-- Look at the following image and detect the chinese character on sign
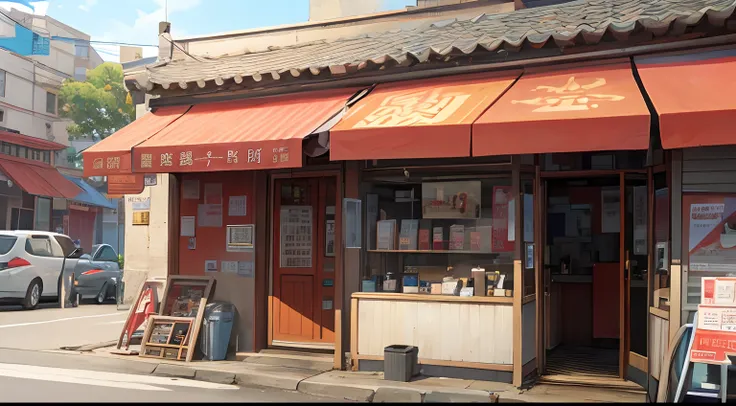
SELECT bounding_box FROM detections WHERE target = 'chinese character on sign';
[354,89,471,128]
[227,150,238,164]
[106,156,120,169]
[180,151,193,166]
[194,151,222,167]
[93,158,103,170]
[279,147,289,163]
[512,77,625,113]
[140,153,153,169]
[247,148,261,164]
[161,153,173,167]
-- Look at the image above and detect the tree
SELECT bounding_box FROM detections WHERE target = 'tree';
[59,62,134,140]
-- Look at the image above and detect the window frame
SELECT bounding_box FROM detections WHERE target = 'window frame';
[45,92,57,115]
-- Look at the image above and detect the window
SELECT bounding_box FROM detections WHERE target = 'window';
[0,236,17,255]
[74,44,89,58]
[361,171,515,295]
[25,235,53,257]
[95,245,118,262]
[45,92,56,114]
[0,69,5,97]
[54,236,76,258]
[42,151,50,164]
[74,67,87,81]
[0,109,4,123]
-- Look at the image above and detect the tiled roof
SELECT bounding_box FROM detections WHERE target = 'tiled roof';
[136,0,736,91]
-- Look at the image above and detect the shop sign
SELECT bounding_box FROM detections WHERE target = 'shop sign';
[134,143,299,172]
[690,278,736,365]
[129,196,151,226]
[683,194,736,272]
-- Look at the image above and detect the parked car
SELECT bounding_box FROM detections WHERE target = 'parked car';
[73,244,121,304]
[0,231,82,310]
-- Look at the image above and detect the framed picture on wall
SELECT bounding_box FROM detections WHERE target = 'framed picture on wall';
[226,224,254,252]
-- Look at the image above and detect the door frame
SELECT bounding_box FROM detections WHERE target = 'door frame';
[537,168,651,382]
[268,169,343,369]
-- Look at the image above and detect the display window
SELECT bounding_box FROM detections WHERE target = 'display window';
[361,172,517,298]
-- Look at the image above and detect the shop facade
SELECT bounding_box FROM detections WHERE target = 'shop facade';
[84,9,736,398]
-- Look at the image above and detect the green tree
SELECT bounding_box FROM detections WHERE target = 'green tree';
[59,62,134,140]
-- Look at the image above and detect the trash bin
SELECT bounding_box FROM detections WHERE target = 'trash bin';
[201,302,236,361]
[384,345,419,382]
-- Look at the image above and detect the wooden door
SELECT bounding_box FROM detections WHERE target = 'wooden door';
[272,177,336,346]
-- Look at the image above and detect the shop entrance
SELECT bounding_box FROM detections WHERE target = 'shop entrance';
[271,177,337,349]
[540,172,650,388]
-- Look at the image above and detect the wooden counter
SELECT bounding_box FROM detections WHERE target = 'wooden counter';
[351,292,514,380]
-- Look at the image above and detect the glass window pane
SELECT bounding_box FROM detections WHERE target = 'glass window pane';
[35,197,51,231]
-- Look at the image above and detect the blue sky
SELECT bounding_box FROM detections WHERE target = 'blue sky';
[1,0,417,61]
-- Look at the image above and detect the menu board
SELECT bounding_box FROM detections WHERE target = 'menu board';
[280,206,313,268]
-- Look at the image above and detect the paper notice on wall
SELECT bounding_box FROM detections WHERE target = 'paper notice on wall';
[237,260,254,277]
[221,261,238,274]
[198,204,222,228]
[205,260,217,272]
[280,206,313,268]
[180,216,196,237]
[204,183,223,205]
[182,179,199,200]
[228,196,247,217]
[702,277,736,306]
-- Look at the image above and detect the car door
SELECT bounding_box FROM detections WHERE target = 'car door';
[54,235,80,300]
[24,235,64,297]
[92,245,120,273]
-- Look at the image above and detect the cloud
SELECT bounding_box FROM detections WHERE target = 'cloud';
[78,0,97,12]
[93,0,199,62]
[0,1,48,15]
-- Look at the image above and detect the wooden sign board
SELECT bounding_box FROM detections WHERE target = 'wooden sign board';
[160,276,214,318]
[117,278,166,350]
[139,315,196,362]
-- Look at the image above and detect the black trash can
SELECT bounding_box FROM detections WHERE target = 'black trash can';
[384,345,419,382]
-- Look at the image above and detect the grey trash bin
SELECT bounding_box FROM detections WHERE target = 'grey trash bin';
[384,345,419,382]
[201,302,236,361]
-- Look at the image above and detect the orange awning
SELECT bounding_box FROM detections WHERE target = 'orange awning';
[82,106,189,177]
[635,49,736,149]
[472,60,650,156]
[0,156,80,198]
[132,89,359,173]
[329,72,520,160]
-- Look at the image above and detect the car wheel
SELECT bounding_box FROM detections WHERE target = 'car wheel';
[96,284,107,304]
[22,279,42,310]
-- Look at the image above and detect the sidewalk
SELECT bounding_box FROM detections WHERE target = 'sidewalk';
[64,344,644,403]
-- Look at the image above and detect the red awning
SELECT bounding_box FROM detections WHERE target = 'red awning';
[472,60,651,156]
[329,72,520,160]
[0,156,80,198]
[131,89,359,173]
[0,130,66,150]
[82,106,189,177]
[635,48,736,149]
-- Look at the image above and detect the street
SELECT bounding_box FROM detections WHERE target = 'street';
[0,304,338,402]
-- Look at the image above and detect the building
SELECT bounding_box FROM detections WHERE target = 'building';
[90,0,736,398]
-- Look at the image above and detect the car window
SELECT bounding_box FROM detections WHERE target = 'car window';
[95,246,118,262]
[667,326,692,401]
[0,235,17,255]
[54,236,77,257]
[25,236,54,257]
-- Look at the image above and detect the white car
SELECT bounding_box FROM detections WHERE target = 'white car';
[0,231,82,310]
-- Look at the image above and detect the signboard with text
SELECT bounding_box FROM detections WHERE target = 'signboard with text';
[691,277,736,365]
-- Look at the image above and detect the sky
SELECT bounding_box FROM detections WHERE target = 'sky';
[0,0,417,61]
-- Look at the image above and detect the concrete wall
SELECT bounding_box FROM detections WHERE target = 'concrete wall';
[309,0,384,21]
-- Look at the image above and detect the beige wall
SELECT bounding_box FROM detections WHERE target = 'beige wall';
[178,1,513,58]
[309,0,384,21]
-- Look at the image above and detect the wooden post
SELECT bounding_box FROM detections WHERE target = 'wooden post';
[512,155,523,387]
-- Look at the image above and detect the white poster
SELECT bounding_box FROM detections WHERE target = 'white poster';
[180,216,196,237]
[237,260,254,277]
[633,186,648,255]
[280,206,313,268]
[182,180,199,200]
[221,261,238,274]
[601,189,620,233]
[228,196,247,217]
[198,204,223,228]
[226,225,254,252]
[325,220,335,257]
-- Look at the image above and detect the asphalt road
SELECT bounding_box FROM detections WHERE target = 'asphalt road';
[0,302,126,350]
[0,348,341,403]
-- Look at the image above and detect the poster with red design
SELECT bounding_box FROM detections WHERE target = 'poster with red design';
[683,194,736,272]
[492,186,514,252]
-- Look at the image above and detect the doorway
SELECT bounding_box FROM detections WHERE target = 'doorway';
[270,176,338,349]
[540,173,650,388]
